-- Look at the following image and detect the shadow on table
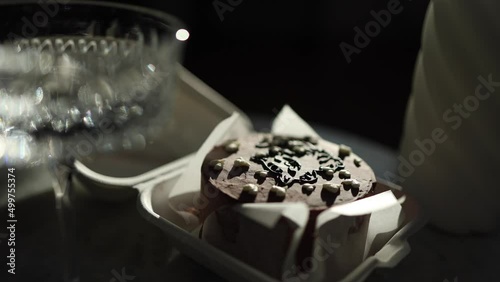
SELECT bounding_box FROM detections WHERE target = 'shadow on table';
[0,183,224,282]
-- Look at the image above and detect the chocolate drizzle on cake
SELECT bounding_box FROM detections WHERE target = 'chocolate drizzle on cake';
[250,136,346,187]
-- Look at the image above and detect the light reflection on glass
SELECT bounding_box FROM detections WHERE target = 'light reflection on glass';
[175,29,190,41]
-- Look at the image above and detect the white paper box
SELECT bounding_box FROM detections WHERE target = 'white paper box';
[136,107,424,281]
[136,166,422,282]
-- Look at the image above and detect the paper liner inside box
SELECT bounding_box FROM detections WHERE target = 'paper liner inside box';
[202,202,310,279]
[304,190,404,282]
[167,105,405,281]
[167,112,253,230]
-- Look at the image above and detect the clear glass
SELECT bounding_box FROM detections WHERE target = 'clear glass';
[0,1,187,281]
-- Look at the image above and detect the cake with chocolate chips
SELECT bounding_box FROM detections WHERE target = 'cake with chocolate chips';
[198,133,377,279]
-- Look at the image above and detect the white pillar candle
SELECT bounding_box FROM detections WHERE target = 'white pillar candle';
[400,1,500,233]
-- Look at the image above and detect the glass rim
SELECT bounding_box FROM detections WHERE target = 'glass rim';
[0,0,188,36]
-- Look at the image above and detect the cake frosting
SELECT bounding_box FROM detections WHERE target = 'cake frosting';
[200,133,376,219]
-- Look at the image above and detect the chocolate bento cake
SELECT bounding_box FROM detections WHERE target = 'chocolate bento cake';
[197,133,377,278]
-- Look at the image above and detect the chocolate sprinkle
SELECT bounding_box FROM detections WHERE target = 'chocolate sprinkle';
[251,136,345,187]
[339,170,351,179]
[323,183,341,194]
[242,184,259,195]
[338,144,352,159]
[224,141,240,153]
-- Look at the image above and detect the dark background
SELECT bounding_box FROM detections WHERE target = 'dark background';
[121,0,431,148]
[1,0,431,148]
